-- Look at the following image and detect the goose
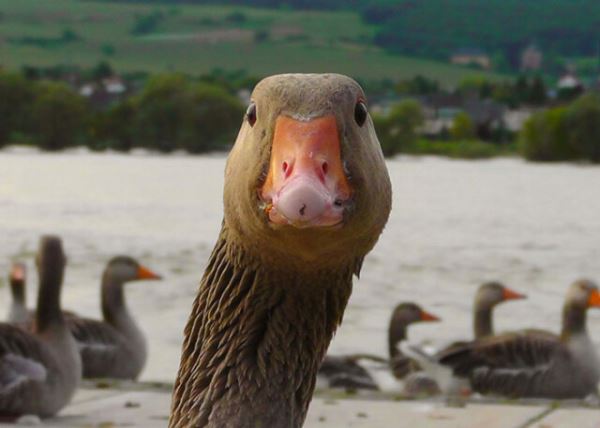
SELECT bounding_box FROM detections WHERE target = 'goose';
[170,73,392,427]
[7,262,30,325]
[388,302,440,379]
[400,282,525,395]
[66,256,161,380]
[0,236,81,417]
[318,354,382,391]
[470,281,526,339]
[316,303,437,391]
[439,279,600,399]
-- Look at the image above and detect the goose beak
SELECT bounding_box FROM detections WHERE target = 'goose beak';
[260,115,352,229]
[10,264,26,281]
[502,287,526,301]
[419,310,440,322]
[588,290,600,308]
[137,265,162,281]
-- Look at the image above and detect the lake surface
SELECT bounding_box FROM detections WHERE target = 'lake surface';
[1,149,599,385]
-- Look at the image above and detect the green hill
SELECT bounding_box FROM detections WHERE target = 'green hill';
[0,0,506,85]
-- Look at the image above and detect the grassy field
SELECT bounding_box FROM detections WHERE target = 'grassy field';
[0,0,508,85]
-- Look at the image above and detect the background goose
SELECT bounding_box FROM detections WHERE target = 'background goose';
[439,279,600,399]
[400,282,525,395]
[318,354,383,391]
[0,236,80,417]
[7,263,30,325]
[471,282,526,339]
[170,73,392,427]
[66,256,161,380]
[388,302,440,379]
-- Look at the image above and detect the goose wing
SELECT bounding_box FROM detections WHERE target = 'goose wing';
[67,316,122,353]
[438,331,566,397]
[0,324,50,397]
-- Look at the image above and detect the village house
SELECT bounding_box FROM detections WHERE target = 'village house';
[450,48,491,70]
[521,44,543,71]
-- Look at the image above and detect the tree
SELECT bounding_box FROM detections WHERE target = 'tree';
[519,107,575,161]
[565,93,600,162]
[91,60,114,81]
[375,99,424,156]
[528,75,547,105]
[0,72,34,146]
[450,112,475,140]
[31,82,88,150]
[132,74,244,152]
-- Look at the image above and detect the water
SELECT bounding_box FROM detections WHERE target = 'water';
[1,149,600,384]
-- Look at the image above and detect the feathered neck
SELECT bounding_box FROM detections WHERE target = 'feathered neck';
[561,301,587,340]
[473,307,493,339]
[10,277,26,306]
[101,269,128,325]
[170,225,355,427]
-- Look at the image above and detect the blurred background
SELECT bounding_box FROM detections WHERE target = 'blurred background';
[1,0,600,386]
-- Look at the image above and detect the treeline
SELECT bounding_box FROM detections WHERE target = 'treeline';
[372,92,600,163]
[0,71,244,152]
[373,100,503,160]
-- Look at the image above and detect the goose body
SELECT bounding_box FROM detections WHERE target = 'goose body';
[170,74,391,427]
[0,236,81,417]
[66,256,161,379]
[439,279,600,399]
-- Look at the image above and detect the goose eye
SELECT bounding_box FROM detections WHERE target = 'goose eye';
[354,101,367,127]
[246,102,257,127]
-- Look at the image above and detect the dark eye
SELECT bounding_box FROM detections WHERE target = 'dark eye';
[354,101,367,127]
[246,102,257,127]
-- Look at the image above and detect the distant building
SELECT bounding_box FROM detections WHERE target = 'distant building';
[450,48,491,70]
[520,44,543,71]
[557,71,583,90]
[78,75,129,109]
[556,70,584,101]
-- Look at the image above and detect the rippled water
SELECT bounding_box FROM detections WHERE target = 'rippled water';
[1,149,599,384]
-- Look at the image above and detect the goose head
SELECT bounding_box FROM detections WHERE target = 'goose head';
[223,73,392,270]
[9,262,27,301]
[565,279,600,311]
[389,302,440,357]
[103,256,162,284]
[475,281,526,310]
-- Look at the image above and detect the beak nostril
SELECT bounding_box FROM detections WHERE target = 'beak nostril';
[282,161,289,175]
[322,162,328,175]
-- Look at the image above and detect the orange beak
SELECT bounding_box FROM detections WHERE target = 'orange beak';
[588,289,600,308]
[10,264,25,281]
[260,115,352,228]
[137,265,162,281]
[502,287,526,301]
[419,310,440,322]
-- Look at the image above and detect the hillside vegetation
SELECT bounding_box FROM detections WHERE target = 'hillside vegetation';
[89,0,600,75]
[0,0,505,84]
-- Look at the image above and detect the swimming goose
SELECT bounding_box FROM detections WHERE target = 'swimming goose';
[170,74,392,427]
[66,256,161,380]
[7,263,30,325]
[439,279,600,399]
[0,236,81,417]
[388,302,440,379]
